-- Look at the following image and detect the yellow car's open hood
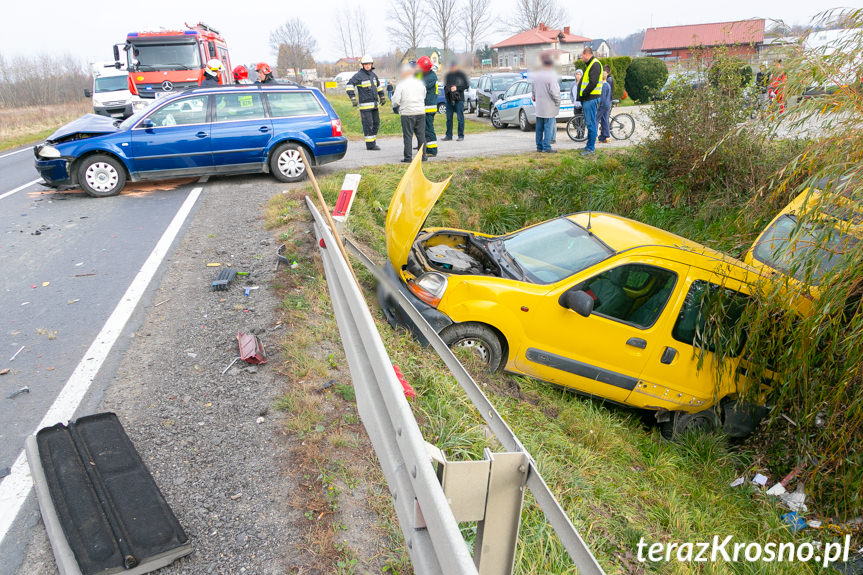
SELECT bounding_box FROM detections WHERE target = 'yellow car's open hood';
[385,152,452,271]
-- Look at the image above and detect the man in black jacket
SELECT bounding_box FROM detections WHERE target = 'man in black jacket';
[345,55,387,150]
[577,47,602,154]
[443,61,469,141]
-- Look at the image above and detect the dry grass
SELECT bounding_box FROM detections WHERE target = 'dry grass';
[0,100,91,150]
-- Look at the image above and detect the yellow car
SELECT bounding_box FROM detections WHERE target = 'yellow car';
[378,156,772,437]
[744,179,860,307]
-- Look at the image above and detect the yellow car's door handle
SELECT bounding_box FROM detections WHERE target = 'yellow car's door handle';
[660,347,678,364]
[626,337,647,349]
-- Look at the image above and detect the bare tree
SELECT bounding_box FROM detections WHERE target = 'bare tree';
[462,0,492,65]
[507,0,567,32]
[269,18,318,77]
[335,12,355,58]
[426,0,460,62]
[388,0,426,59]
[353,7,371,56]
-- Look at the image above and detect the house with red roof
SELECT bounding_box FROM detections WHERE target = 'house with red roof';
[641,19,766,65]
[492,24,592,69]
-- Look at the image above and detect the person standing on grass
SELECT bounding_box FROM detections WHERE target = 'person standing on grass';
[577,46,602,155]
[417,56,439,157]
[597,68,613,144]
[443,60,469,141]
[531,54,560,153]
[391,64,427,163]
[345,55,387,151]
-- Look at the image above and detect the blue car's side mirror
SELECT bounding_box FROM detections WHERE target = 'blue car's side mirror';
[140,118,154,129]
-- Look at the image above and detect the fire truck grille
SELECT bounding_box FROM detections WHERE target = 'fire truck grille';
[137,82,200,98]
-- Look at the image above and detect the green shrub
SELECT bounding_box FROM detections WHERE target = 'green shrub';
[624,57,668,102]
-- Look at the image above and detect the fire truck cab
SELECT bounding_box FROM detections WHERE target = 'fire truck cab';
[115,22,232,101]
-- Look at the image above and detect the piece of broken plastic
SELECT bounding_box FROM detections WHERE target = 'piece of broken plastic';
[782,511,807,532]
[752,473,768,486]
[780,483,808,512]
[730,476,745,487]
[237,332,268,365]
[766,483,787,496]
[393,365,416,399]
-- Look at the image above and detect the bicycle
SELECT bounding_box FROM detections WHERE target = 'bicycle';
[566,99,636,142]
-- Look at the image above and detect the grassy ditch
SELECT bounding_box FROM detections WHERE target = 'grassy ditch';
[324,93,492,141]
[268,150,854,574]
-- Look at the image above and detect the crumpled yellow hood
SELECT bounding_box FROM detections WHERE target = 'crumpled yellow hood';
[385,151,452,270]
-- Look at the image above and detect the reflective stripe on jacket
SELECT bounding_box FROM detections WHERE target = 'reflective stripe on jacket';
[346,68,384,107]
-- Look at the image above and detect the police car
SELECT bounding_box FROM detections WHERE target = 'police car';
[490,75,577,131]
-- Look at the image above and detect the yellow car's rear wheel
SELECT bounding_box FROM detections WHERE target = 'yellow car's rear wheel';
[660,409,719,440]
[441,323,504,372]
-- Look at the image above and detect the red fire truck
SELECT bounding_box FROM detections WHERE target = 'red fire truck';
[114,22,232,99]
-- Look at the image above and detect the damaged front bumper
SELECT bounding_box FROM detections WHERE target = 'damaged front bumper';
[33,145,74,188]
[377,261,453,346]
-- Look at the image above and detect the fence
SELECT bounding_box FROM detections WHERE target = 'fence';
[306,196,606,575]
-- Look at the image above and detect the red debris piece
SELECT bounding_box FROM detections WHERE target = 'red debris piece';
[237,331,268,365]
[393,365,416,399]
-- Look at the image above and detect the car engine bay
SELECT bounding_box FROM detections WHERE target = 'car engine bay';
[406,231,504,278]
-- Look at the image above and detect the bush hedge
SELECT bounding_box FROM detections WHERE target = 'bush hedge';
[624,57,669,103]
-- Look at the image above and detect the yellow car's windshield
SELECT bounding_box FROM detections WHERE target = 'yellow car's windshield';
[502,218,612,284]
[752,214,859,285]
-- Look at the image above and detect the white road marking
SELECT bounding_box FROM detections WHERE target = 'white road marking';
[0,185,204,545]
[0,178,42,201]
[0,148,29,160]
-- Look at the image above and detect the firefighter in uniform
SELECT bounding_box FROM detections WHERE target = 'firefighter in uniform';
[255,63,276,84]
[201,59,223,87]
[417,56,438,157]
[346,55,386,151]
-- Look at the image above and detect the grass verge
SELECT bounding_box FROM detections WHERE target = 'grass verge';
[324,93,493,141]
[0,101,91,151]
[271,149,856,573]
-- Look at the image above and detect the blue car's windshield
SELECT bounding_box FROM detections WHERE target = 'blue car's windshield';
[502,218,613,283]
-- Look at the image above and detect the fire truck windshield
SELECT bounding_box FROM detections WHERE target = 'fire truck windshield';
[128,42,201,71]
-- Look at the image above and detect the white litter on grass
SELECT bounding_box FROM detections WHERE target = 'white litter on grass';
[780,484,808,512]
[767,483,787,496]
[730,477,746,487]
[807,520,823,528]
[752,473,768,486]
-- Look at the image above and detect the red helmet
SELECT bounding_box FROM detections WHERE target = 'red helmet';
[417,56,433,72]
[232,66,248,81]
[256,62,272,75]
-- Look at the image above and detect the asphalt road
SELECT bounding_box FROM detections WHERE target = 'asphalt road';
[0,146,204,571]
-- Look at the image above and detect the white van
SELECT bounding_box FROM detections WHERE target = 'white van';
[86,62,133,118]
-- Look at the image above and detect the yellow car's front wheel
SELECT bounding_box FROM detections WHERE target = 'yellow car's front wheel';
[441,323,505,372]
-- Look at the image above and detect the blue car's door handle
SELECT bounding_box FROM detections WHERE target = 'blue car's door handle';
[258,126,270,133]
[195,131,207,138]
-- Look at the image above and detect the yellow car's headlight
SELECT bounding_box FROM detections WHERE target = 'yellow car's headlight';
[408,272,448,307]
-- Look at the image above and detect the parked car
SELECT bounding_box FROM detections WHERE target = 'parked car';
[490,76,577,131]
[34,85,347,197]
[378,157,771,438]
[475,73,522,118]
[435,82,447,114]
[466,77,479,113]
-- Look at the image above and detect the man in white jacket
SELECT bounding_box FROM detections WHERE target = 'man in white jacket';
[391,64,428,162]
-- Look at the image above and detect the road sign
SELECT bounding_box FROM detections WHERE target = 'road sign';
[481,59,492,66]
[324,81,337,89]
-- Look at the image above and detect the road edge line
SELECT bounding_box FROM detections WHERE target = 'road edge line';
[0,178,42,201]
[0,185,204,545]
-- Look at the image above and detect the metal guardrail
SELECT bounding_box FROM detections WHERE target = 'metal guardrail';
[306,196,606,575]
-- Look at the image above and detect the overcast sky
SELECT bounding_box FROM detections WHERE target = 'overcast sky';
[0,1,855,66]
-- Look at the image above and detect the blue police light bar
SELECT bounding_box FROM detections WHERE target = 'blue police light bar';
[184,30,198,34]
[127,32,139,36]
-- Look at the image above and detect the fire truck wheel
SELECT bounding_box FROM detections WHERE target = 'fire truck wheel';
[77,154,126,197]
[270,142,309,183]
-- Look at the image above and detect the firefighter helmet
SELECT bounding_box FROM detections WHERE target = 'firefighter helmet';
[205,58,223,73]
[360,55,374,65]
[417,56,433,72]
[232,65,249,81]
[256,62,272,75]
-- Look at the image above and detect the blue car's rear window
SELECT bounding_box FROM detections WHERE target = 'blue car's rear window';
[267,92,324,118]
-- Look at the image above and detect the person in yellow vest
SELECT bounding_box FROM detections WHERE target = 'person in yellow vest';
[345,55,386,151]
[577,47,602,154]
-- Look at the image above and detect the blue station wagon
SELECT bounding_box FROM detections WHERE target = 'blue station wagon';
[34,84,348,197]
